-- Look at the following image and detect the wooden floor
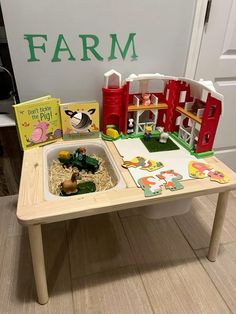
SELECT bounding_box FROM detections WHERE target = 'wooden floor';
[1,192,236,313]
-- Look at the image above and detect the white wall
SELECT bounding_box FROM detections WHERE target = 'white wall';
[1,0,196,103]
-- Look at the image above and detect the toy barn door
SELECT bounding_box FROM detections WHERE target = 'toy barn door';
[195,0,236,169]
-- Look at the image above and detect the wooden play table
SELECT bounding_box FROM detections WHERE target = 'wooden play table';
[17,139,236,304]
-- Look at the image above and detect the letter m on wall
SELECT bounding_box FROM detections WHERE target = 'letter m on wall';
[109,33,138,61]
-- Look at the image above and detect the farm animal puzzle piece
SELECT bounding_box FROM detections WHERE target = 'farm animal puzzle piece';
[207,170,230,184]
[188,161,213,179]
[188,161,229,184]
[157,170,184,191]
[138,176,164,197]
[122,156,163,172]
[138,170,184,197]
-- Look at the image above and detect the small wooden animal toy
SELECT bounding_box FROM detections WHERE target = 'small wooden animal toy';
[61,172,80,195]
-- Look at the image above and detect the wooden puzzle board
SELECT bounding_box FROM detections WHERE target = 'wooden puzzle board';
[114,137,205,186]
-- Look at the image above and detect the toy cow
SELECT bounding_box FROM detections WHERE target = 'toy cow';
[127,118,134,134]
[65,108,96,132]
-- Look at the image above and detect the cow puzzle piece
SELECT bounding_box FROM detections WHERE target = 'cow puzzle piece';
[157,170,184,191]
[122,156,163,172]
[138,170,183,197]
[188,161,229,184]
[138,176,164,197]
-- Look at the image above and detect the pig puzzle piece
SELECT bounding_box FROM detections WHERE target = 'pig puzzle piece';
[188,161,229,184]
[138,170,184,197]
[122,156,163,172]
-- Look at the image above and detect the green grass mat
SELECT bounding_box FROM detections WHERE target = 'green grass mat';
[141,136,180,153]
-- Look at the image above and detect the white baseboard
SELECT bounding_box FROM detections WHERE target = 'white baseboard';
[215,148,236,172]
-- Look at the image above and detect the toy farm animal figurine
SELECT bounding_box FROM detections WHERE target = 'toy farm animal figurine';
[141,93,151,106]
[127,118,134,134]
[156,126,169,143]
[65,108,96,132]
[159,132,169,143]
[61,172,80,195]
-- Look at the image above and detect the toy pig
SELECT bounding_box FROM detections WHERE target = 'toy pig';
[141,93,151,106]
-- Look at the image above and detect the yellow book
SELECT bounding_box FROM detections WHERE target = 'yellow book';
[13,97,62,150]
[60,101,99,140]
[13,95,51,107]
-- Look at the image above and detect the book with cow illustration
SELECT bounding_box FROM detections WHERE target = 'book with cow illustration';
[13,96,62,150]
[60,101,100,140]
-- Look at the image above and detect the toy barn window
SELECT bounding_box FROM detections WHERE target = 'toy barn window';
[203,133,210,144]
[208,105,216,118]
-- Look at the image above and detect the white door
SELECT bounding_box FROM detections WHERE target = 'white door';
[195,0,236,169]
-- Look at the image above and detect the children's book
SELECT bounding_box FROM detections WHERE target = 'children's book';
[60,101,99,140]
[13,96,62,150]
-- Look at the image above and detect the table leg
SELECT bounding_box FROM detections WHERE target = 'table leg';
[28,224,48,304]
[207,191,229,262]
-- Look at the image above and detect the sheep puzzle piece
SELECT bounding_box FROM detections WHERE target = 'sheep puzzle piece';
[188,161,229,184]
[122,156,163,172]
[138,170,184,197]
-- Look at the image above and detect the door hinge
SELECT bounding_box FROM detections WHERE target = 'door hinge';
[204,0,212,26]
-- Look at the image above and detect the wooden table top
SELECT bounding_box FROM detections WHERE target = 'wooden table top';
[17,139,236,226]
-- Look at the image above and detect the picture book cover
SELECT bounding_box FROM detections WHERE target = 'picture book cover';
[60,101,99,140]
[13,97,62,150]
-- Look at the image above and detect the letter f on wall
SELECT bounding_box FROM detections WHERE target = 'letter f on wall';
[24,34,47,62]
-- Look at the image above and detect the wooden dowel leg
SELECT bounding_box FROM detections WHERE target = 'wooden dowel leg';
[207,191,229,262]
[28,224,48,304]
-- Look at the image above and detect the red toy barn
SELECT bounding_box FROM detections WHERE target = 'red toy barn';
[102,70,223,154]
